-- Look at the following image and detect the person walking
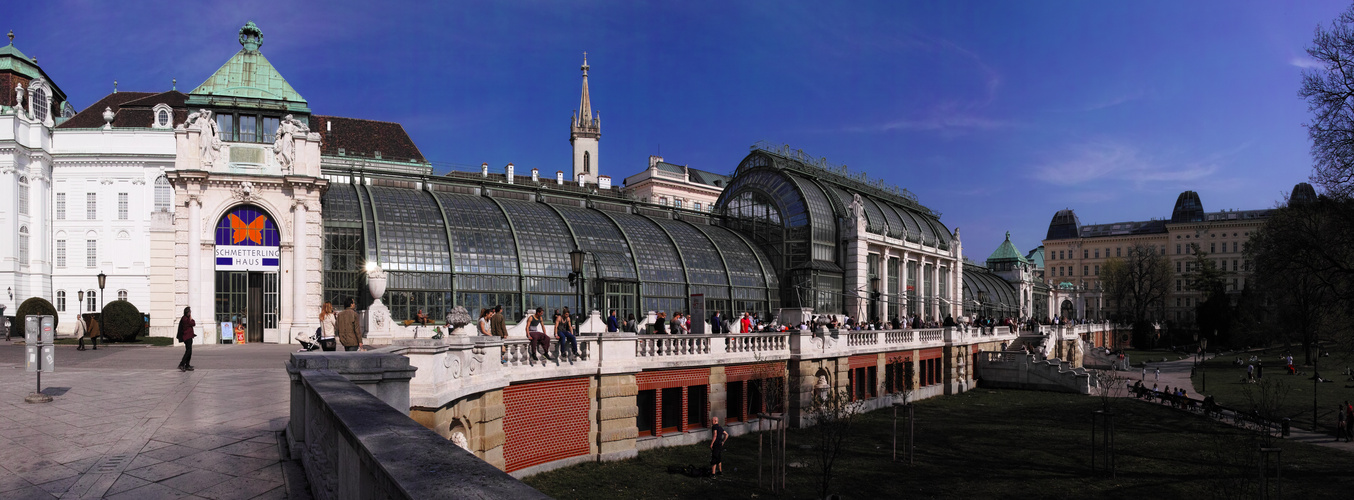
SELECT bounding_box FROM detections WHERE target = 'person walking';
[527,307,551,362]
[1345,401,1353,443]
[1338,404,1347,442]
[74,313,91,351]
[1142,364,1147,381]
[557,307,580,360]
[1154,367,1160,382]
[490,305,508,338]
[710,416,729,476]
[176,307,196,371]
[318,302,337,351]
[336,298,362,351]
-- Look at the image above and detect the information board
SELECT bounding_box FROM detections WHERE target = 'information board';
[689,294,706,335]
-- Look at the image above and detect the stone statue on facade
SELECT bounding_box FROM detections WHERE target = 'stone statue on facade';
[273,114,309,171]
[846,193,865,231]
[191,109,223,167]
[14,84,23,114]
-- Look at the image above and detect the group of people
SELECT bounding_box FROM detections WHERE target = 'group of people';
[1335,401,1353,443]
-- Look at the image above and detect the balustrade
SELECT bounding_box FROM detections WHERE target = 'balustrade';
[636,334,711,357]
[723,332,788,353]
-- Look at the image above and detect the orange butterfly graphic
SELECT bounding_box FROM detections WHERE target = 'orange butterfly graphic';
[228,214,268,245]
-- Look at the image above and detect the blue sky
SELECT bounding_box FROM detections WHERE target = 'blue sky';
[12,0,1347,259]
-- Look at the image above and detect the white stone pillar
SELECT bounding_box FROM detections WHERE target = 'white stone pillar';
[293,201,308,335]
[187,196,202,339]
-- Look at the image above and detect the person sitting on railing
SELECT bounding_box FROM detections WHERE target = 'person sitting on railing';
[415,309,431,326]
[556,307,580,360]
[527,308,552,362]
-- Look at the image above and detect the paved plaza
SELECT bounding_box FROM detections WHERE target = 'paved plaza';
[0,340,302,499]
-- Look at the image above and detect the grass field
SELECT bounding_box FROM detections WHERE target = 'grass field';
[525,389,1354,499]
[1191,347,1354,434]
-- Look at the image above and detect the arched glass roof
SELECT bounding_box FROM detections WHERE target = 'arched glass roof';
[652,217,728,287]
[962,264,1019,314]
[434,192,517,276]
[607,212,684,283]
[555,205,636,281]
[367,186,450,273]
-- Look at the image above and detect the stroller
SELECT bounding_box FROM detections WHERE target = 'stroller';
[294,328,332,353]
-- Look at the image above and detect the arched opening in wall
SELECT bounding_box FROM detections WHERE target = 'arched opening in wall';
[583,151,591,174]
[154,176,173,212]
[448,419,472,452]
[1060,299,1075,321]
[214,205,281,343]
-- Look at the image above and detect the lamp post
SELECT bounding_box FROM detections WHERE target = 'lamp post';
[568,250,586,317]
[97,271,106,343]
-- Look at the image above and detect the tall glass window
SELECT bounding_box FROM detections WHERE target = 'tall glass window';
[55,192,65,219]
[86,290,97,312]
[118,193,129,220]
[18,179,28,215]
[923,263,935,320]
[154,176,172,211]
[56,291,66,312]
[263,117,280,142]
[87,240,97,268]
[56,240,66,268]
[18,227,29,265]
[239,115,258,143]
[906,260,918,316]
[216,113,235,142]
[867,254,880,321]
[887,257,900,320]
[938,265,949,317]
[87,193,97,219]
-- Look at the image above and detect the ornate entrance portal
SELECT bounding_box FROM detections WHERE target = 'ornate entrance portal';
[214,205,280,342]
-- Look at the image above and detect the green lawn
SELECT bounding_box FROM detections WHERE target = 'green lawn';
[525,389,1354,499]
[1192,347,1354,434]
[52,336,174,347]
[1122,348,1191,366]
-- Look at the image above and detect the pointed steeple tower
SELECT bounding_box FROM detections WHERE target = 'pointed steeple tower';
[571,52,600,184]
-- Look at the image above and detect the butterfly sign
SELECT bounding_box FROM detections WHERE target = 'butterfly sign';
[229,213,268,245]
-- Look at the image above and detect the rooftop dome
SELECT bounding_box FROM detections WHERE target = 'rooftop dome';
[1045,209,1081,240]
[1290,182,1317,205]
[1170,191,1205,223]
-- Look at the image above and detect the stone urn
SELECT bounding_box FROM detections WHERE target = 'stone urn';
[102,107,114,130]
[445,306,472,335]
[366,264,390,335]
[367,265,387,300]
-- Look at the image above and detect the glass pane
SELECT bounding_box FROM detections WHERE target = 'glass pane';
[216,113,234,142]
[263,117,280,143]
[239,115,257,143]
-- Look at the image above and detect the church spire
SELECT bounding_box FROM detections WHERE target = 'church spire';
[576,52,595,129]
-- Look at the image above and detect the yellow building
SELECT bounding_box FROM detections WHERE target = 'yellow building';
[1040,187,1306,326]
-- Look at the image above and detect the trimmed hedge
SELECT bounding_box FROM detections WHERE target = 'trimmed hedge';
[101,300,142,342]
[16,297,58,332]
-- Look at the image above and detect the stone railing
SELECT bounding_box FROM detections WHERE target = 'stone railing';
[286,352,546,499]
[637,334,711,357]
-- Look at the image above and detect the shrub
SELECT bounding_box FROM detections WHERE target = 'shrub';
[101,300,142,342]
[16,297,58,333]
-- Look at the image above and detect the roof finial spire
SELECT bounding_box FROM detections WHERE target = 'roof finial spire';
[7,30,13,45]
[172,78,176,91]
[239,21,263,52]
[1005,231,1010,241]
[113,80,118,93]
[577,52,593,128]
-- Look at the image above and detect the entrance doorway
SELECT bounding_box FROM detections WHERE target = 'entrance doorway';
[1060,299,1075,321]
[215,271,277,342]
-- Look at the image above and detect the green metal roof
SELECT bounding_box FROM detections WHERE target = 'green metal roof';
[0,42,41,79]
[987,231,1029,264]
[186,22,310,113]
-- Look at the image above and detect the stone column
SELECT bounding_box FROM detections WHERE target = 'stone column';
[187,196,202,340]
[293,201,308,335]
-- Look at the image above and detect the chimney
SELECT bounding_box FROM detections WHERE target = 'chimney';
[481,163,489,178]
[505,163,514,184]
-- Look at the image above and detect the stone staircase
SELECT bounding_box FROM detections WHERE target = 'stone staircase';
[977,351,1097,395]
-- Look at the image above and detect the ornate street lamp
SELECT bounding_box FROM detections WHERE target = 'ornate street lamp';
[568,249,587,314]
[97,271,107,341]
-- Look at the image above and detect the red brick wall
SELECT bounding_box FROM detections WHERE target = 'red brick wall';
[725,362,781,382]
[502,378,591,473]
[636,368,710,390]
[848,354,877,369]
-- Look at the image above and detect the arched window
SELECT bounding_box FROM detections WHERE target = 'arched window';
[583,151,591,174]
[154,176,173,212]
[18,176,28,215]
[158,110,169,127]
[86,290,97,312]
[118,290,128,301]
[56,291,66,312]
[32,88,49,122]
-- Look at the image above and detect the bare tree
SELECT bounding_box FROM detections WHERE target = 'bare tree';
[1100,243,1171,347]
[808,387,866,499]
[1302,3,1354,198]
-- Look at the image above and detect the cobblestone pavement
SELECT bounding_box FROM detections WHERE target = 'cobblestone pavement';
[0,341,302,499]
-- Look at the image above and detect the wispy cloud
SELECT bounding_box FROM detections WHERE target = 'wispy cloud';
[842,37,1009,136]
[847,114,1018,133]
[1289,56,1324,69]
[1030,140,1235,188]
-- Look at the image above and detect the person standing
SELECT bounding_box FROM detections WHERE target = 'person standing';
[710,311,725,334]
[1154,367,1160,382]
[623,313,636,333]
[652,312,667,336]
[318,302,337,351]
[1338,404,1348,442]
[74,313,90,351]
[176,307,196,371]
[1345,401,1353,443]
[710,416,729,476]
[1142,364,1147,381]
[478,308,492,336]
[739,312,751,333]
[336,298,362,351]
[606,310,619,333]
[490,305,509,338]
